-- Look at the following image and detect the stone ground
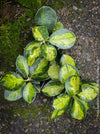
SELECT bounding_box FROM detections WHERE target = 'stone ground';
[0,0,100,134]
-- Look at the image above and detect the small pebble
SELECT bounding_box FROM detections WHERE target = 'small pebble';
[27,18,31,21]
[73,6,78,10]
[43,98,47,103]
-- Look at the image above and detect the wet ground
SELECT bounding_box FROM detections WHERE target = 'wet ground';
[0,0,100,134]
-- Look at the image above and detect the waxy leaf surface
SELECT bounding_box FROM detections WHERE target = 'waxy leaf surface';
[42,44,57,61]
[53,94,70,110]
[1,72,24,91]
[30,58,49,78]
[23,82,36,104]
[35,6,57,33]
[65,75,81,96]
[59,64,79,84]
[16,55,29,78]
[49,29,76,49]
[32,26,49,41]
[4,83,25,101]
[48,65,60,81]
[71,99,86,120]
[42,81,64,97]
[60,54,76,67]
[51,109,65,119]
[78,87,97,102]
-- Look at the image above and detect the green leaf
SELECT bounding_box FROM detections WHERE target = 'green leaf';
[35,6,57,33]
[4,83,25,101]
[42,81,64,97]
[33,73,49,81]
[82,83,100,93]
[32,26,49,41]
[1,72,24,91]
[24,41,41,58]
[78,87,97,102]
[53,94,70,110]
[49,29,76,49]
[65,75,81,96]
[59,64,79,84]
[71,99,86,120]
[48,65,60,81]
[60,54,76,67]
[23,82,36,104]
[30,58,49,78]
[51,109,65,119]
[54,21,63,32]
[42,44,57,61]
[16,55,29,78]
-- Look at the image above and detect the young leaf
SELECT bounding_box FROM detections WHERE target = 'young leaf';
[42,44,57,61]
[49,29,76,49]
[4,83,25,101]
[71,99,86,120]
[48,65,60,81]
[59,64,79,84]
[51,109,65,119]
[78,87,97,102]
[30,58,49,78]
[65,75,81,96]
[42,81,64,97]
[60,54,76,67]
[24,41,41,58]
[32,26,49,41]
[1,72,24,91]
[35,6,57,33]
[23,82,36,104]
[54,21,63,32]
[53,94,71,110]
[16,55,29,78]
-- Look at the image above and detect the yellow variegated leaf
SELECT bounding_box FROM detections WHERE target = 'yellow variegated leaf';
[53,94,70,110]
[23,82,36,104]
[42,44,57,61]
[59,64,79,84]
[51,109,65,119]
[78,87,97,102]
[54,21,63,32]
[48,65,60,81]
[16,55,29,78]
[42,81,64,97]
[60,54,76,67]
[65,75,81,96]
[49,29,76,49]
[71,99,86,120]
[30,58,49,78]
[4,83,25,101]
[32,26,49,41]
[1,72,24,91]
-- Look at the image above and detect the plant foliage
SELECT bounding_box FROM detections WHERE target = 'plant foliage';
[0,6,99,120]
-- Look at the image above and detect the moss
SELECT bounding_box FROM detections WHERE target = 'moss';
[0,15,32,71]
[15,0,47,18]
[54,0,65,8]
[12,102,51,120]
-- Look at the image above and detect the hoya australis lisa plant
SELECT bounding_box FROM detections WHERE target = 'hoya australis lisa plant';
[44,54,99,120]
[0,6,99,120]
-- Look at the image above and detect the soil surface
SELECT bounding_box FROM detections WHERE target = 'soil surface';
[0,0,100,134]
